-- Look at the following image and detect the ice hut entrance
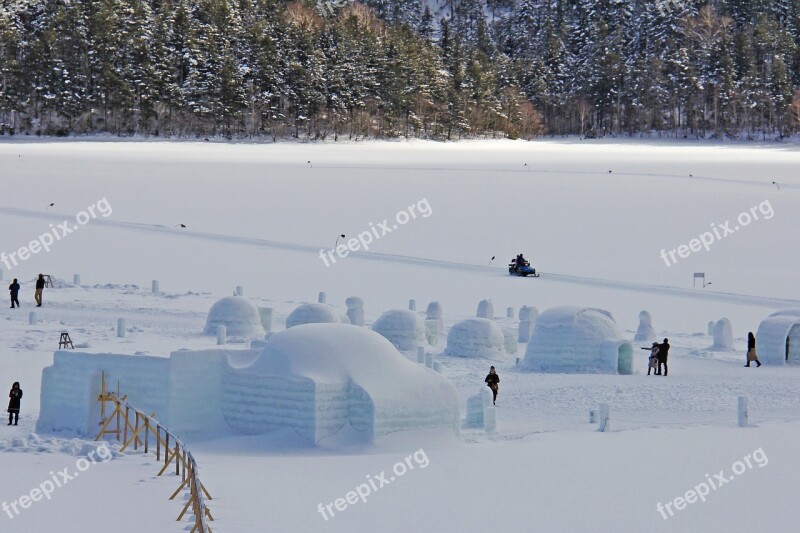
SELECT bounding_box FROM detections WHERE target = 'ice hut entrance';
[617,343,633,375]
[786,324,800,364]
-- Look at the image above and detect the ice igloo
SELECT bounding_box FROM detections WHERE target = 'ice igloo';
[371,309,428,353]
[756,309,800,365]
[444,318,506,358]
[222,324,460,443]
[521,306,633,374]
[710,318,734,350]
[286,303,341,329]
[634,310,656,343]
[203,296,265,337]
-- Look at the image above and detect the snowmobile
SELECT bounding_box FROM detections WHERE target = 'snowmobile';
[508,257,539,277]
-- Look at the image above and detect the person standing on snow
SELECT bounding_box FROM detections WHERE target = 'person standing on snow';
[745,332,762,367]
[7,382,22,426]
[658,338,670,376]
[641,342,659,375]
[34,273,45,307]
[8,278,20,309]
[485,366,500,405]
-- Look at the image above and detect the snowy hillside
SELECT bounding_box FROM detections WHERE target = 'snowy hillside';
[0,139,798,532]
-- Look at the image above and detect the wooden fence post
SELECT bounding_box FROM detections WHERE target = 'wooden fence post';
[123,406,129,443]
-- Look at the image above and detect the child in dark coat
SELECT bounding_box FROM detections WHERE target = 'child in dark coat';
[485,366,500,405]
[8,279,20,308]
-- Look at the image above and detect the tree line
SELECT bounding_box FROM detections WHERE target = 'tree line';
[0,0,799,140]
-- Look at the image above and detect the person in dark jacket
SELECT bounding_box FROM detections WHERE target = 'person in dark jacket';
[34,273,45,307]
[745,332,762,367]
[8,279,20,309]
[7,382,22,425]
[485,366,500,405]
[658,338,670,376]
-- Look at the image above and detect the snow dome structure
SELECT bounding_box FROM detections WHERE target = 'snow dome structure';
[285,303,341,329]
[371,309,428,352]
[444,318,506,358]
[756,309,800,365]
[222,324,460,443]
[203,296,265,338]
[521,306,633,374]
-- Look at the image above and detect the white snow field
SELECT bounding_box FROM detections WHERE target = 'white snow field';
[0,138,799,533]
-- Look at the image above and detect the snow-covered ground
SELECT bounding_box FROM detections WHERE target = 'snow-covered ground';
[0,139,798,532]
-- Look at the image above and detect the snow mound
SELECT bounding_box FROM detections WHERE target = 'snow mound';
[203,296,265,337]
[444,318,506,358]
[710,318,734,351]
[222,324,460,444]
[521,306,633,374]
[371,309,428,352]
[756,309,800,365]
[0,433,121,459]
[285,303,341,329]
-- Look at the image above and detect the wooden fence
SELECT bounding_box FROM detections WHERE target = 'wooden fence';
[94,372,214,532]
